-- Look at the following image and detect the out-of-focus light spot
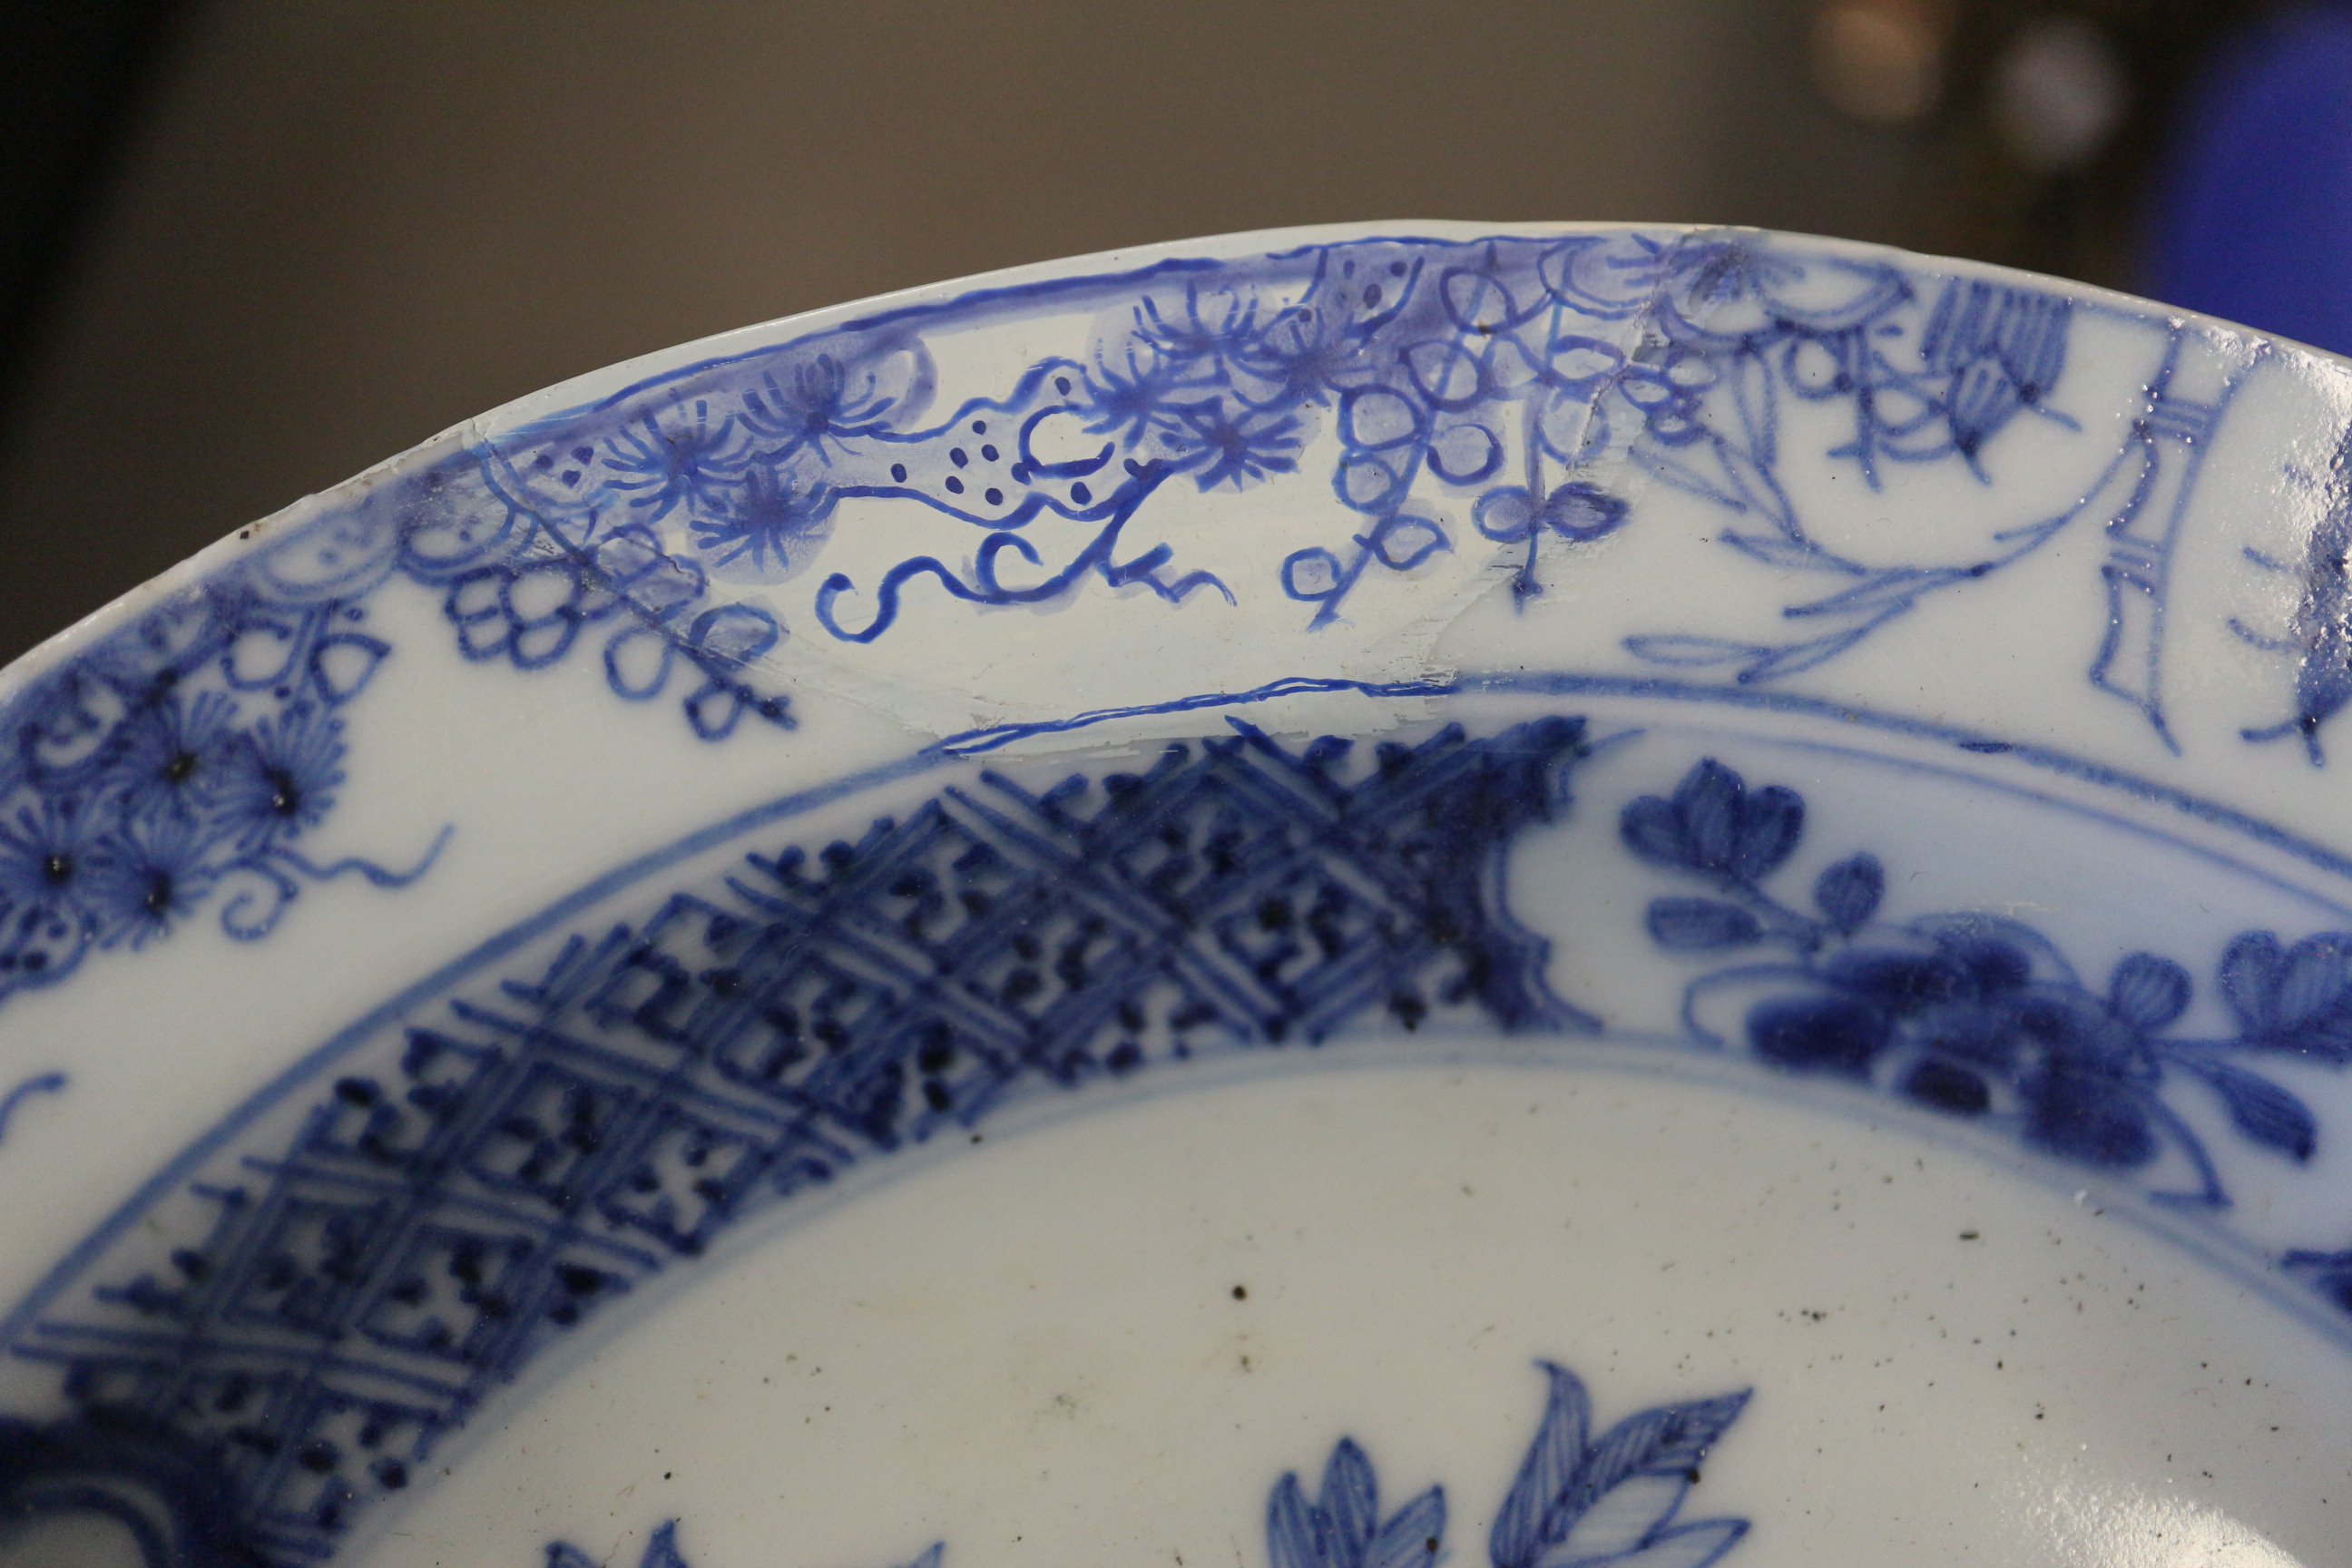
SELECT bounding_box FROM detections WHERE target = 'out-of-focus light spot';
[1811,0,1950,125]
[1993,13,2129,172]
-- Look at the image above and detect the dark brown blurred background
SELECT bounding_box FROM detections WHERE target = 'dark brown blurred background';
[0,0,2306,664]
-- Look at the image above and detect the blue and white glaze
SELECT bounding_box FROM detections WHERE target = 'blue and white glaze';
[550,1362,1752,1568]
[0,223,2313,1011]
[0,699,2349,1563]
[5,223,2352,1565]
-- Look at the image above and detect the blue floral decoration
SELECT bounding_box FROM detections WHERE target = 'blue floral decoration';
[0,659,446,1004]
[0,230,2148,1008]
[1623,758,2340,1208]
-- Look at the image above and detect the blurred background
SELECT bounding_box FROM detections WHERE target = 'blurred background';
[4,0,2348,664]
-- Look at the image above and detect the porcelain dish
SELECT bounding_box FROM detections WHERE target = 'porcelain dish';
[2,222,2350,1566]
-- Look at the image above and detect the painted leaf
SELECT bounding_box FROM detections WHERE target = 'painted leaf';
[2193,1061,2317,1161]
[1364,1487,1446,1568]
[1273,1437,1443,1568]
[1718,532,1855,573]
[1537,1472,1686,1564]
[1730,625,1875,682]
[1605,1520,1749,1568]
[1325,1438,1379,1568]
[1629,446,1749,512]
[1785,564,1957,618]
[1494,1366,1750,1568]
[1621,634,1769,671]
[643,1521,696,1568]
[1565,1390,1753,1528]
[1490,1363,1592,1568]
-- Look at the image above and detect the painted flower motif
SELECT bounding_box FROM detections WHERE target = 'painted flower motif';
[1609,350,1718,449]
[1269,1438,1445,1568]
[106,689,241,821]
[739,348,912,453]
[547,1524,943,1568]
[602,402,754,524]
[1163,398,1308,492]
[218,703,346,847]
[0,234,2108,1024]
[1743,923,2175,1167]
[0,798,101,919]
[1130,286,1263,369]
[1629,759,2327,1197]
[544,1363,1744,1568]
[1620,759,1803,887]
[1230,302,1382,409]
[688,462,837,572]
[0,799,104,991]
[2215,930,2352,1060]
[1918,279,2073,461]
[84,814,217,949]
[1082,343,1198,449]
[1472,481,1630,546]
[444,559,602,671]
[1653,239,1906,349]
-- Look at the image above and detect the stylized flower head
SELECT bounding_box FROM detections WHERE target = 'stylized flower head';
[1082,344,1195,449]
[0,796,105,989]
[1130,286,1261,368]
[1919,278,2073,461]
[1654,239,1904,348]
[2216,930,2352,1061]
[0,797,102,917]
[219,703,346,846]
[1231,304,1377,409]
[602,403,752,524]
[1742,923,2176,1169]
[1164,399,1307,493]
[108,689,241,820]
[741,351,892,447]
[1620,760,1803,886]
[85,813,217,949]
[688,463,837,573]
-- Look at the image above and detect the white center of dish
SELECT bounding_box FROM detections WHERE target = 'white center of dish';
[347,1059,2342,1568]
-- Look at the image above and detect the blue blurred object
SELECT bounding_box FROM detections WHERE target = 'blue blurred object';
[2145,4,2352,358]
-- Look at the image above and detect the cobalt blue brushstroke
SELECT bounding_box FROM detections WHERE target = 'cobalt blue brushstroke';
[13,228,2272,1012]
[556,1361,1752,1568]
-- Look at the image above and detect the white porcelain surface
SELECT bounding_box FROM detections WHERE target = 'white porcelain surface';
[4,223,2351,1566]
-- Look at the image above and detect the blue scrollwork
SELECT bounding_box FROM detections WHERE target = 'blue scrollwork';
[1623,758,2341,1209]
[0,230,2173,1007]
[463,230,2108,664]
[545,1361,1753,1568]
